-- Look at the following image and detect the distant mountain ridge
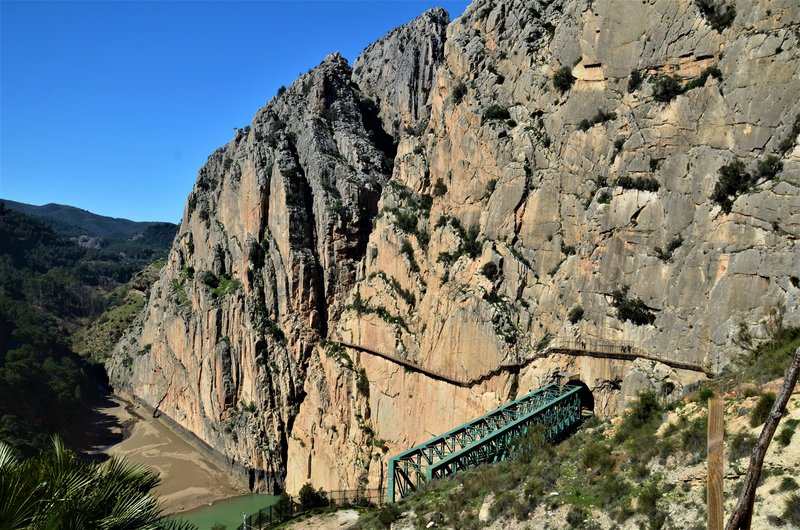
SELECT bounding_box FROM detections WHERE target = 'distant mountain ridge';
[1,199,177,241]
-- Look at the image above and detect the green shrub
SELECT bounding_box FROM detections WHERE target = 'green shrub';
[394,211,418,234]
[298,482,329,509]
[710,160,751,213]
[684,66,722,91]
[776,419,799,447]
[356,367,370,398]
[568,305,584,324]
[611,286,656,325]
[490,490,516,517]
[483,289,503,304]
[212,275,240,299]
[400,239,419,273]
[416,228,430,252]
[554,66,576,92]
[778,114,800,154]
[750,392,776,427]
[728,430,757,459]
[481,262,499,281]
[581,439,615,474]
[711,155,783,213]
[578,110,617,131]
[433,178,447,197]
[755,155,783,181]
[437,220,482,264]
[637,479,662,520]
[652,75,683,102]
[462,225,482,258]
[483,104,511,122]
[627,70,643,93]
[616,176,660,192]
[614,391,662,443]
[375,503,401,527]
[783,493,800,527]
[597,190,612,204]
[680,416,707,455]
[595,473,632,509]
[513,423,552,464]
[566,506,590,528]
[654,235,684,262]
[388,276,416,306]
[779,476,799,493]
[738,326,800,385]
[694,0,736,31]
[349,292,367,315]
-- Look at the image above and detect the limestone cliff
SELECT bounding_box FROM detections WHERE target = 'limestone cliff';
[109,0,800,495]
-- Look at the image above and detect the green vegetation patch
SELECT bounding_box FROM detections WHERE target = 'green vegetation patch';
[616,175,660,192]
[568,305,584,324]
[776,419,799,447]
[553,66,575,92]
[212,274,241,299]
[578,110,617,132]
[651,66,723,102]
[730,326,800,386]
[437,217,482,267]
[694,0,736,31]
[654,236,684,262]
[778,114,800,154]
[1,437,196,530]
[611,286,656,325]
[72,287,146,362]
[749,392,776,427]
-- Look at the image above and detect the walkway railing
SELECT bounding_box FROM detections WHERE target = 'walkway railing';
[387,383,583,502]
[547,337,710,374]
[235,488,385,530]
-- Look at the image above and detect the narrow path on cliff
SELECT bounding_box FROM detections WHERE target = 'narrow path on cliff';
[336,337,711,388]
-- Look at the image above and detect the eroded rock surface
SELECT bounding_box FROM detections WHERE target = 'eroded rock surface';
[110,0,800,494]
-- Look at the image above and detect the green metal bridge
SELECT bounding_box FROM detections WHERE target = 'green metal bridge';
[386,383,586,502]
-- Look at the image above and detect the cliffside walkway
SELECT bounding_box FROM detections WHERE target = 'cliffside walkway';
[386,383,584,502]
[545,338,711,375]
[338,337,710,388]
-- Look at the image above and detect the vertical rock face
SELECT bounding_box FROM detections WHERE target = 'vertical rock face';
[111,0,800,494]
[108,13,445,492]
[353,7,449,136]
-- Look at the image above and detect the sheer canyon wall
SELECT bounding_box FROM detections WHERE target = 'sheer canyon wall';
[108,0,800,494]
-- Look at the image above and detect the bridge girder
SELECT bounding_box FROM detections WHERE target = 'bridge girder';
[387,383,585,502]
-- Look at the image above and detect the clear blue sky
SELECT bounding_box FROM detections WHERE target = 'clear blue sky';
[1,1,468,223]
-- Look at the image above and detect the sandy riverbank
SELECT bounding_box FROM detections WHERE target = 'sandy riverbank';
[98,396,247,514]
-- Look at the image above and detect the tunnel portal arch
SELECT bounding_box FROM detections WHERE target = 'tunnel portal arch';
[567,378,595,414]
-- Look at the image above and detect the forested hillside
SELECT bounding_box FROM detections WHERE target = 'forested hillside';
[0,202,169,454]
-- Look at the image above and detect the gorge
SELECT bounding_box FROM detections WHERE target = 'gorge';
[106,0,800,500]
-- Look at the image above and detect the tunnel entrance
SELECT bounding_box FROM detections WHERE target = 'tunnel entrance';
[571,379,595,414]
[558,372,594,415]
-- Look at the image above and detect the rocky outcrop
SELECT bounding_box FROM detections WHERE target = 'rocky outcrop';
[353,8,449,136]
[110,0,800,496]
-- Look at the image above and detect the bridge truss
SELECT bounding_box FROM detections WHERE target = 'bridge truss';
[387,383,584,502]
